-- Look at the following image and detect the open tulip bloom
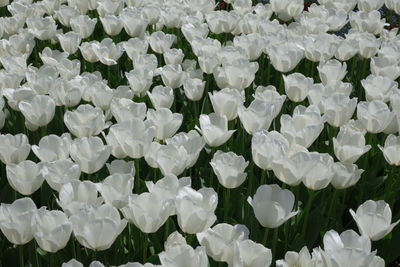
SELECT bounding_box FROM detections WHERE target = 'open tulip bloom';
[1,0,400,266]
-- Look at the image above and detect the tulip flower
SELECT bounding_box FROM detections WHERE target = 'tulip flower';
[209,88,244,121]
[270,0,303,21]
[253,86,286,118]
[317,59,347,85]
[64,104,105,138]
[6,160,44,196]
[333,128,371,163]
[159,232,208,267]
[57,180,103,216]
[57,31,82,54]
[183,78,205,101]
[331,162,364,189]
[197,113,235,147]
[276,246,317,267]
[106,160,135,176]
[147,86,174,110]
[370,56,400,80]
[70,15,97,39]
[100,14,123,36]
[0,133,31,164]
[148,31,176,54]
[26,16,58,40]
[378,134,400,166]
[125,67,153,97]
[237,100,275,135]
[92,38,124,66]
[357,100,394,134]
[210,151,249,188]
[320,229,380,267]
[122,38,149,61]
[349,10,387,35]
[196,223,249,263]
[32,134,71,162]
[175,187,218,234]
[99,173,134,208]
[358,0,385,11]
[0,197,37,245]
[283,73,313,103]
[110,98,147,123]
[350,200,400,241]
[121,192,174,233]
[323,93,358,127]
[248,184,299,228]
[280,105,326,148]
[70,204,127,251]
[41,159,81,192]
[18,95,55,130]
[31,208,72,252]
[120,8,148,37]
[362,75,398,103]
[231,239,272,267]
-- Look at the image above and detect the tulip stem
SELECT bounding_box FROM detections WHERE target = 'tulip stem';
[272,228,279,262]
[19,245,24,267]
[301,189,316,239]
[262,228,269,246]
[223,188,231,221]
[142,233,148,261]
[324,189,339,231]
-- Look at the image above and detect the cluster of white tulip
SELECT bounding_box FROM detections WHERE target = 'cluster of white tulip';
[0,0,400,265]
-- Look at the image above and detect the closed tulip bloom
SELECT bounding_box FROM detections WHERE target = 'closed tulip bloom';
[253,86,286,118]
[370,56,400,80]
[358,0,385,11]
[231,239,272,267]
[70,204,127,251]
[54,5,79,27]
[350,200,400,241]
[267,42,304,73]
[79,41,99,63]
[122,38,148,61]
[62,259,84,267]
[213,60,258,90]
[25,65,58,95]
[0,197,37,245]
[31,208,72,252]
[18,95,55,130]
[32,134,71,162]
[110,98,147,123]
[233,33,264,61]
[57,180,103,216]
[357,100,394,133]
[303,33,341,62]
[106,118,155,159]
[333,128,371,163]
[283,73,313,103]
[148,31,176,54]
[181,22,209,43]
[160,64,186,89]
[238,100,275,135]
[146,175,191,213]
[205,11,239,34]
[70,15,97,39]
[154,143,190,176]
[378,134,400,166]
[209,88,244,121]
[276,246,319,267]
[280,105,326,148]
[198,55,219,75]
[147,86,174,110]
[197,113,235,147]
[41,159,81,192]
[320,230,378,267]
[100,14,123,36]
[210,151,249,189]
[6,160,44,196]
[335,38,359,61]
[183,78,205,101]
[50,78,83,108]
[165,130,205,168]
[119,8,148,37]
[99,173,134,208]
[331,162,364,189]
[298,152,335,190]
[163,48,184,65]
[57,31,82,54]
[175,187,218,234]
[56,58,81,80]
[0,134,31,164]
[26,16,58,40]
[92,38,124,66]
[361,75,398,102]
[125,67,153,97]
[106,160,135,176]
[270,0,303,21]
[317,59,347,85]
[197,223,249,263]
[64,104,105,138]
[147,108,183,140]
[252,130,290,171]
[248,184,299,228]
[356,32,380,59]
[349,10,386,35]
[159,231,209,267]
[70,136,111,174]
[121,192,174,233]
[323,93,358,127]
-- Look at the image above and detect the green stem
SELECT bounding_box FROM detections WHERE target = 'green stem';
[262,228,269,246]
[301,190,316,238]
[19,245,24,267]
[272,228,279,262]
[143,233,148,261]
